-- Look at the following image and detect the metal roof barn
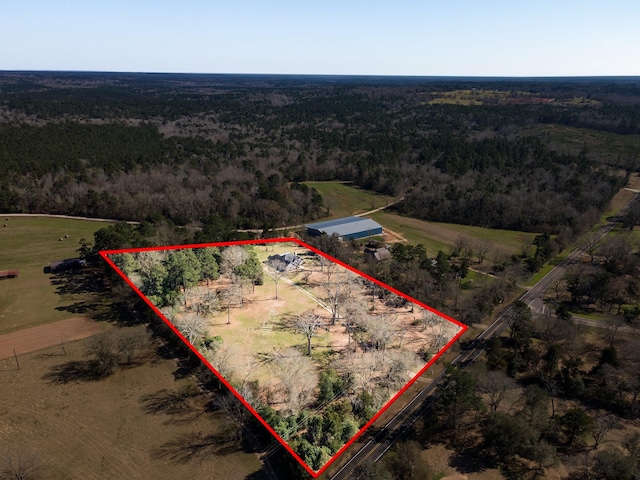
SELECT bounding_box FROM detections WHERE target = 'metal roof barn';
[305,216,383,240]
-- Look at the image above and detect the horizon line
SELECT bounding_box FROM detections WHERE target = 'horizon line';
[1,69,640,80]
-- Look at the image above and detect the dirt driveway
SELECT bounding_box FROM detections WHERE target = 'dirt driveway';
[0,317,105,360]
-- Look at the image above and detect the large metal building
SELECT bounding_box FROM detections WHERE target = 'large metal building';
[305,216,383,240]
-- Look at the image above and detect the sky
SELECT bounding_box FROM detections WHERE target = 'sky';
[1,0,639,76]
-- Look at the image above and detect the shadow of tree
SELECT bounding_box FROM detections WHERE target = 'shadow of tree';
[152,432,240,463]
[448,446,491,475]
[140,387,201,416]
[42,360,112,384]
[50,267,144,326]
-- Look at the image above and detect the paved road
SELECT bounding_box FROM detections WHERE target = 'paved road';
[328,190,640,480]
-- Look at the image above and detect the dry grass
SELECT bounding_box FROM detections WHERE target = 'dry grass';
[0,328,262,479]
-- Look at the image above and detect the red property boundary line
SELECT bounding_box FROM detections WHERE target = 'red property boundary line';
[100,237,467,478]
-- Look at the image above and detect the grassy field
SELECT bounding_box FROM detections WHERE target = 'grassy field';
[0,217,264,479]
[0,216,113,334]
[303,181,400,219]
[0,331,262,479]
[528,124,640,163]
[369,211,537,257]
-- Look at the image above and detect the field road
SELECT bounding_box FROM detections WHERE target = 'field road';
[2,197,407,236]
[0,317,105,360]
[0,213,139,224]
[328,190,640,480]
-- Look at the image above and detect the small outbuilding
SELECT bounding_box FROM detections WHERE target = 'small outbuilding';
[305,216,383,240]
[364,245,391,262]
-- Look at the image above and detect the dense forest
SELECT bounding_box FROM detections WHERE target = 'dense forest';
[1,73,639,235]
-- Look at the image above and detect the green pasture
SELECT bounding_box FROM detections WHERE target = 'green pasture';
[0,216,112,334]
[303,181,400,218]
[369,211,536,257]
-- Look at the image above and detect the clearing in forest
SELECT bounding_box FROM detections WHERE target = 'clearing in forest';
[102,238,465,477]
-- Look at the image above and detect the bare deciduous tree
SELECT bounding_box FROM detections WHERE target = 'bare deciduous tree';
[268,259,288,299]
[0,445,44,480]
[320,270,353,325]
[195,290,219,318]
[590,414,617,450]
[213,392,252,442]
[383,350,421,389]
[296,310,321,355]
[203,343,234,383]
[476,368,515,412]
[339,351,380,395]
[364,314,395,353]
[343,298,367,347]
[474,238,492,264]
[116,327,153,365]
[220,246,249,280]
[582,234,600,262]
[453,235,473,258]
[176,313,209,345]
[220,284,243,325]
[271,348,317,413]
[429,321,451,352]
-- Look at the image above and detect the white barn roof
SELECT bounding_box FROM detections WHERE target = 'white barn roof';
[305,216,383,238]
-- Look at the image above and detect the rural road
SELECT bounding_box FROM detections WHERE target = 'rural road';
[1,213,139,224]
[327,189,640,480]
[3,196,405,236]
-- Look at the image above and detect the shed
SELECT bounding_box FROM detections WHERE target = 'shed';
[364,245,391,262]
[305,216,383,240]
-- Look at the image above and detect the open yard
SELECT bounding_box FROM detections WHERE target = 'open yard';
[0,216,112,334]
[166,242,462,412]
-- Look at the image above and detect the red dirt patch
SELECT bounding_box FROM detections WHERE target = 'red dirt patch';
[0,317,105,360]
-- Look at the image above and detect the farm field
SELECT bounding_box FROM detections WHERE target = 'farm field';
[368,211,537,256]
[0,329,262,479]
[0,216,113,334]
[303,181,401,219]
[105,239,465,475]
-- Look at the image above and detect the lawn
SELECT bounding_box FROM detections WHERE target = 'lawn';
[303,181,400,219]
[0,216,112,334]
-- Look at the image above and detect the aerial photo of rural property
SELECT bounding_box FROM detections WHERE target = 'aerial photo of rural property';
[2,1,640,479]
[104,239,464,475]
